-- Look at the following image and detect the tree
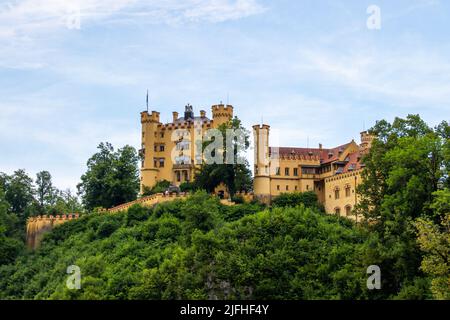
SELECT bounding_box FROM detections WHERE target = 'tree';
[272,191,322,210]
[77,143,140,210]
[35,171,58,211]
[0,187,23,265]
[142,180,171,196]
[3,170,35,222]
[194,117,253,197]
[51,189,84,214]
[415,189,450,300]
[355,115,449,297]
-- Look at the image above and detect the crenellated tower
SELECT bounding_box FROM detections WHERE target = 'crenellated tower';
[140,110,161,193]
[212,104,233,126]
[252,124,271,204]
[359,131,375,154]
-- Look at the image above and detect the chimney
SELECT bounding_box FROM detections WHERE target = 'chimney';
[172,111,178,122]
[200,110,206,118]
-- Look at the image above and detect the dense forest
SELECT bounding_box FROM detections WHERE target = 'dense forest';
[0,115,448,299]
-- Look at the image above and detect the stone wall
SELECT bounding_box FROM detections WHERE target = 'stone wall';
[26,191,255,249]
[26,214,80,250]
[25,193,191,249]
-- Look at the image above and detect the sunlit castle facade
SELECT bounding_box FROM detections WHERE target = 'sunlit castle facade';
[253,124,375,218]
[139,103,233,193]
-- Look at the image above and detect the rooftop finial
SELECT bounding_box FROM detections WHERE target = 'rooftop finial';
[146,89,149,112]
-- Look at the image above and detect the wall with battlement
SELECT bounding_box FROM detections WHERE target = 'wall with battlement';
[26,214,80,250]
[26,191,254,249]
[25,193,191,249]
[106,192,190,213]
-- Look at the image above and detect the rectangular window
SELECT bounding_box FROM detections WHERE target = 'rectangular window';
[276,167,280,175]
[295,186,298,191]
[160,132,164,138]
[293,168,298,176]
[176,171,181,182]
[277,185,280,191]
[285,168,290,176]
[345,187,351,197]
[286,185,289,191]
[302,167,316,175]
[160,145,165,152]
[159,158,165,168]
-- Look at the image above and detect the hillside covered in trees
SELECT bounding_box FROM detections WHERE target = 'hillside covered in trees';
[0,192,375,299]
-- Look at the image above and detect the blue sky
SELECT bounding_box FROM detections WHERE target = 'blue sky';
[1,0,449,191]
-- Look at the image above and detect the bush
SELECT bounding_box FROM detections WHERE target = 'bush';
[220,202,263,221]
[142,180,171,196]
[231,195,244,204]
[272,191,320,210]
[179,182,195,193]
[126,204,150,226]
[96,220,121,238]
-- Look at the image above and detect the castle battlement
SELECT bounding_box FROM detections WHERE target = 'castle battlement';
[140,103,234,193]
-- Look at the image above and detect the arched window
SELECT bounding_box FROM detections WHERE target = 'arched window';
[345,205,352,216]
[334,207,341,216]
[345,185,351,197]
[334,187,340,200]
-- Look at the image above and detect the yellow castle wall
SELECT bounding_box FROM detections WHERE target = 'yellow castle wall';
[324,170,362,219]
[140,104,233,192]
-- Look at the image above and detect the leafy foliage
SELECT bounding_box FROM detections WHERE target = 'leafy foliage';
[355,115,449,298]
[194,117,253,196]
[142,180,171,196]
[0,187,23,265]
[77,143,140,210]
[415,189,450,299]
[272,191,323,211]
[0,192,370,300]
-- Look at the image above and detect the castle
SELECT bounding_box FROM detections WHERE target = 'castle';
[140,103,374,218]
[26,103,374,249]
[140,104,234,193]
[253,124,374,218]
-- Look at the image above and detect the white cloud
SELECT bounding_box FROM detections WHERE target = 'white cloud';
[293,46,450,108]
[0,0,265,39]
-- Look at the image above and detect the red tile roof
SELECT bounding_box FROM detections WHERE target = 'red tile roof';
[269,142,352,163]
[342,151,363,173]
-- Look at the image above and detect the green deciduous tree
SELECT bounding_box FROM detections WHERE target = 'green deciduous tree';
[35,171,58,211]
[0,187,23,265]
[194,117,253,197]
[272,191,322,210]
[355,115,449,298]
[77,143,140,210]
[2,169,35,222]
[415,189,450,300]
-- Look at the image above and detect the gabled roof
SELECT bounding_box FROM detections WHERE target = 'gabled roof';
[341,151,363,173]
[269,142,354,163]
